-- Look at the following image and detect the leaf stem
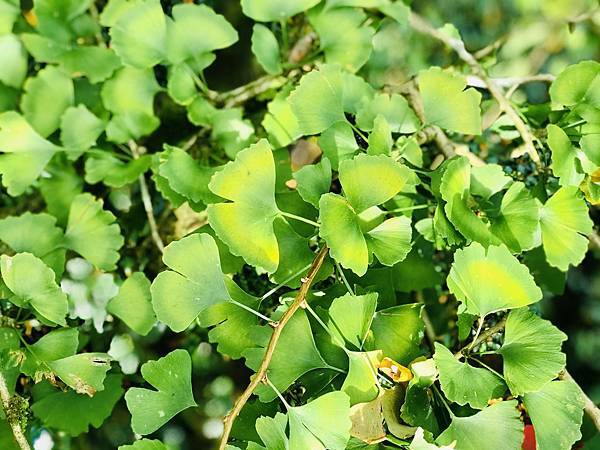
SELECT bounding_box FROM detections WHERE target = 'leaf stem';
[467,355,505,379]
[0,372,31,450]
[229,299,273,324]
[432,384,455,418]
[468,317,485,351]
[335,262,355,296]
[218,246,329,450]
[280,211,320,227]
[266,377,291,410]
[259,263,312,304]
[349,122,369,143]
[387,204,430,214]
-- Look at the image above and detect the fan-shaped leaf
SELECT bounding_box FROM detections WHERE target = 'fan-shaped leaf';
[549,60,599,107]
[241,0,322,22]
[251,24,282,75]
[356,93,420,133]
[85,153,151,188]
[48,353,112,396]
[107,272,155,336]
[0,34,27,88]
[547,124,584,186]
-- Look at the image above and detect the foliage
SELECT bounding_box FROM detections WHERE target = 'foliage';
[0,1,598,450]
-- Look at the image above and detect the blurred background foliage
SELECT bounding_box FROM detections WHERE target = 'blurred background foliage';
[2,0,599,449]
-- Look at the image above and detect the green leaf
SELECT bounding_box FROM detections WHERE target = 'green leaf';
[367,304,424,364]
[489,182,540,253]
[447,242,542,317]
[60,105,105,154]
[20,66,74,137]
[328,292,377,349]
[319,193,368,275]
[256,413,288,450]
[244,310,331,402]
[32,374,124,436]
[101,67,161,143]
[199,278,270,360]
[107,272,156,336]
[167,64,196,105]
[365,216,412,266]
[540,186,593,271]
[470,164,511,200]
[0,212,65,277]
[318,121,359,169]
[436,401,523,450]
[251,24,282,75]
[547,124,584,186]
[262,89,302,148]
[48,353,112,396]
[59,46,123,84]
[166,4,238,65]
[158,146,220,204]
[1,253,68,326]
[39,160,83,226]
[433,343,505,409]
[289,65,345,135]
[119,440,168,450]
[208,140,281,273]
[419,67,481,135]
[498,308,567,396]
[0,1,19,34]
[356,93,420,133]
[288,391,351,450]
[0,34,27,88]
[151,233,231,332]
[64,193,124,270]
[367,115,392,155]
[342,350,382,405]
[293,157,332,207]
[241,0,322,22]
[339,154,413,213]
[21,328,78,378]
[109,0,166,68]
[0,111,60,196]
[410,428,453,450]
[310,7,374,73]
[549,60,599,107]
[125,349,197,435]
[522,380,584,450]
[85,153,152,188]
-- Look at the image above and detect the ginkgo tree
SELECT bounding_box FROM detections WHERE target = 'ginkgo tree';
[0,0,598,449]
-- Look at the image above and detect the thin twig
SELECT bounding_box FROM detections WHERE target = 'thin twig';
[218,246,329,450]
[129,142,165,253]
[455,316,507,358]
[0,373,31,450]
[408,12,541,166]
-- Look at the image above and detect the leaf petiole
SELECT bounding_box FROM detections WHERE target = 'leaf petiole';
[280,211,320,227]
[229,299,274,324]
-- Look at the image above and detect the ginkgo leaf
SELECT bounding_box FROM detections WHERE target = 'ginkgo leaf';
[199,278,270,360]
[498,308,567,396]
[21,328,78,378]
[328,292,377,349]
[309,7,374,73]
[356,93,420,133]
[367,115,393,155]
[244,310,331,402]
[447,242,542,317]
[410,427,454,450]
[0,212,66,277]
[289,65,345,136]
[342,350,382,405]
[522,380,584,450]
[0,111,60,196]
[540,186,593,271]
[151,233,231,332]
[262,89,302,148]
[318,121,359,169]
[1,253,68,326]
[166,4,238,65]
[119,440,168,450]
[208,140,281,273]
[365,216,412,266]
[107,272,156,336]
[251,24,282,75]
[39,161,83,226]
[20,66,74,137]
[419,67,481,135]
[549,60,599,107]
[109,0,166,68]
[158,145,220,204]
[288,391,351,450]
[436,401,523,450]
[256,413,288,449]
[167,64,196,105]
[547,124,585,186]
[0,34,27,88]
[48,353,112,396]
[85,153,152,188]
[125,349,197,435]
[339,154,413,213]
[293,157,332,208]
[241,0,322,22]
[489,182,540,253]
[32,374,124,436]
[319,193,368,275]
[64,193,124,270]
[59,46,123,84]
[434,343,505,409]
[60,105,105,155]
[367,304,424,364]
[470,164,511,200]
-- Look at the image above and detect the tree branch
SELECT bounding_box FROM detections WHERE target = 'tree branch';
[408,12,541,166]
[0,373,31,450]
[218,246,330,450]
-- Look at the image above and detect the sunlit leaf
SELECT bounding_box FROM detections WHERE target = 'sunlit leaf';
[251,24,282,75]
[107,272,156,336]
[0,34,27,88]
[241,0,322,22]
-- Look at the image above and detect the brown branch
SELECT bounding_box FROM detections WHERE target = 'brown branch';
[408,12,541,166]
[455,316,507,359]
[218,246,329,450]
[0,373,31,450]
